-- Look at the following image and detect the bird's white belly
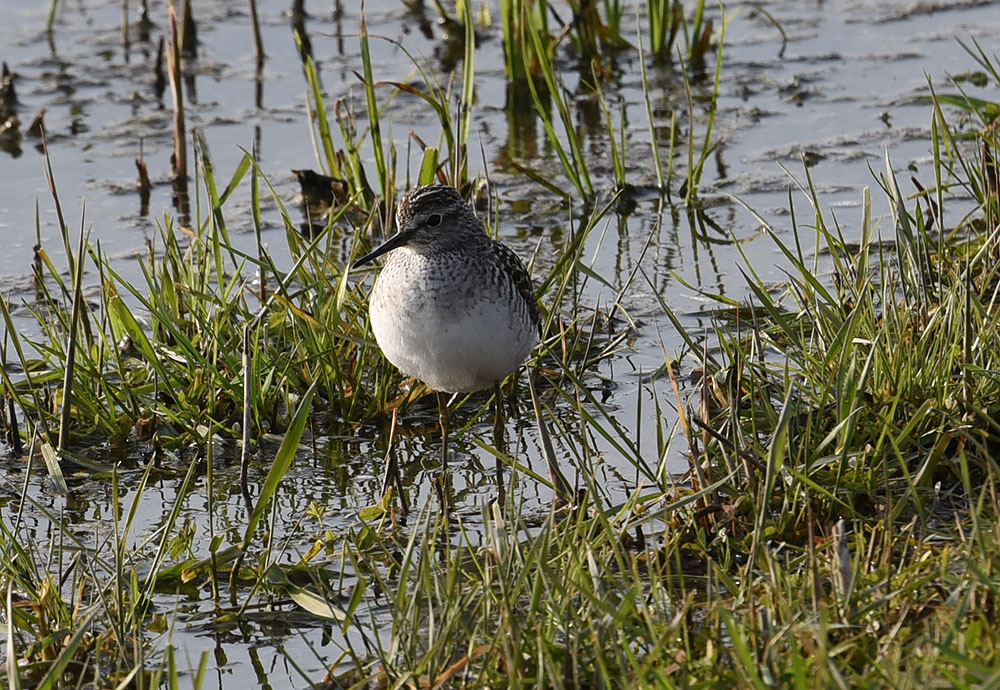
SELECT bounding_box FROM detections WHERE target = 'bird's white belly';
[370,288,533,393]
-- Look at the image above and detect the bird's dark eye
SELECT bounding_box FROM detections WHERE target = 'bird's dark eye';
[425,213,442,228]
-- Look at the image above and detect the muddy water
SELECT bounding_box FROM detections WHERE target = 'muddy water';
[1,0,998,686]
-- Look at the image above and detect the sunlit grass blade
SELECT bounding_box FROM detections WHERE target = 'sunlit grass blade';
[242,381,318,550]
[360,12,388,198]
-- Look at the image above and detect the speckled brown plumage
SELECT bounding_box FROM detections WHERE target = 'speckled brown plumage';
[353,184,541,394]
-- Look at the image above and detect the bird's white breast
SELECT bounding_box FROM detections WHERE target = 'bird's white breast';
[368,249,536,393]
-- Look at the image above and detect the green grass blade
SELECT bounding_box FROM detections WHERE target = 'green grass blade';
[242,381,318,549]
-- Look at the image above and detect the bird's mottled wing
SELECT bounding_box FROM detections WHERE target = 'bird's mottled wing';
[490,240,542,337]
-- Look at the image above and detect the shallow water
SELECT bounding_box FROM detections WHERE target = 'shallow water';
[1,0,998,685]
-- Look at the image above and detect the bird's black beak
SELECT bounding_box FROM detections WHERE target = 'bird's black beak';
[352,229,411,269]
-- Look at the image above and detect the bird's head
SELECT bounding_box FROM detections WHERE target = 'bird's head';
[352,185,484,268]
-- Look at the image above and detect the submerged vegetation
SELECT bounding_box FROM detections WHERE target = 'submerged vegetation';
[0,1,999,688]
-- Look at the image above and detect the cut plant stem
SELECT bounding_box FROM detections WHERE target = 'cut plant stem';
[167,5,187,183]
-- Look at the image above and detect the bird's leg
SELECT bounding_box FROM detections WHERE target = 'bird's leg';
[437,391,450,469]
[437,391,451,504]
[493,381,507,509]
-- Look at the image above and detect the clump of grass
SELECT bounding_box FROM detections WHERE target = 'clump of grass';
[647,0,684,60]
[1,432,207,688]
[320,46,1000,688]
[500,0,552,87]
[7,2,1000,687]
[0,8,633,682]
[498,1,737,204]
[7,160,367,449]
[691,111,1000,528]
[654,55,1000,684]
[0,0,628,472]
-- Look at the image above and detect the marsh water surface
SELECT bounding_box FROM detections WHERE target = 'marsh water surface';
[1,0,998,686]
